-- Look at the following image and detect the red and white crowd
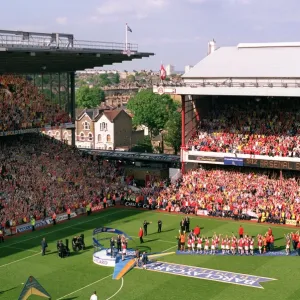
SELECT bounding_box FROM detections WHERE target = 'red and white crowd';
[187,98,300,157]
[156,167,300,223]
[0,75,70,132]
[0,134,127,228]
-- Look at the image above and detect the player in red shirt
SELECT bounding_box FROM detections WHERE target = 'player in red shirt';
[197,236,203,254]
[121,241,127,261]
[231,237,237,255]
[239,225,244,238]
[191,235,196,252]
[244,236,250,255]
[194,225,200,237]
[238,238,244,255]
[211,238,216,255]
[187,238,192,252]
[139,227,144,244]
[297,237,300,256]
[204,238,210,254]
[250,237,254,256]
[226,237,231,254]
[257,235,263,254]
[221,238,226,255]
[268,227,272,236]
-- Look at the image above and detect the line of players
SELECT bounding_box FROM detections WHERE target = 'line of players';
[180,230,300,256]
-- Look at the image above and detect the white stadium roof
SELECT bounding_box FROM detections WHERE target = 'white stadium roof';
[183,42,300,79]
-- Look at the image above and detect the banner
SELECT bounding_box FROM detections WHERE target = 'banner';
[196,210,209,216]
[224,157,244,166]
[45,212,77,224]
[246,210,258,219]
[244,158,300,171]
[146,262,277,289]
[16,219,50,233]
[91,205,102,212]
[188,155,224,164]
[75,207,86,215]
[286,219,297,226]
[124,201,158,210]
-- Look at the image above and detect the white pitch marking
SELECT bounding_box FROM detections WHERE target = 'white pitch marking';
[56,274,112,300]
[3,210,125,248]
[106,277,124,300]
[0,252,40,268]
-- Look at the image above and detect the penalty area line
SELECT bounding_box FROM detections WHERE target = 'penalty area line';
[57,274,112,300]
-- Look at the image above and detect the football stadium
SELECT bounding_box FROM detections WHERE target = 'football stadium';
[1,32,300,300]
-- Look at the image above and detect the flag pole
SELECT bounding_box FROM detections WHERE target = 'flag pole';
[125,23,128,51]
[160,61,163,85]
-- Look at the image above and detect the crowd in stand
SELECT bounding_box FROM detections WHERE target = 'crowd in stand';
[0,134,126,228]
[0,75,70,132]
[188,98,300,157]
[154,167,300,224]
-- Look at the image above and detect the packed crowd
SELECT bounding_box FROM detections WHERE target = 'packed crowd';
[0,134,126,228]
[0,75,70,132]
[155,167,300,223]
[188,98,300,157]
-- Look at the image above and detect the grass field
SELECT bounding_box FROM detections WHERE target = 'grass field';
[0,208,300,300]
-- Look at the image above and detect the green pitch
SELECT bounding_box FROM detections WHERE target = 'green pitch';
[0,208,299,300]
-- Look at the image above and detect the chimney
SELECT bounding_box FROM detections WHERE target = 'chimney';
[207,39,216,55]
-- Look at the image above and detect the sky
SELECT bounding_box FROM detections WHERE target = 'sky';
[1,0,300,71]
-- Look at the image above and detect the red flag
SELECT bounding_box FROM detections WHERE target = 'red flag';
[160,64,166,80]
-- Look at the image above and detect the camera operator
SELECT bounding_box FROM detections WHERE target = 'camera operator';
[57,240,66,258]
[72,236,79,251]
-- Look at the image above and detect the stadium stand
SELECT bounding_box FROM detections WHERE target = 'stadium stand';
[0,75,70,132]
[187,98,300,157]
[156,167,300,223]
[0,134,125,227]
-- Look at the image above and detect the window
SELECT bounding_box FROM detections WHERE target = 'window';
[64,132,69,141]
[80,132,85,141]
[55,131,60,136]
[88,133,93,141]
[106,134,111,143]
[98,134,102,142]
[84,121,90,130]
[100,122,107,131]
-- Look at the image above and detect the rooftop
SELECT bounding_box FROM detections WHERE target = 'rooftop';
[0,30,154,73]
[183,42,300,79]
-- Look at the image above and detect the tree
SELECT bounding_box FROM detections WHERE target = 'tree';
[76,86,105,108]
[164,110,182,154]
[98,74,111,87]
[130,136,153,153]
[127,90,177,137]
[110,73,120,85]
